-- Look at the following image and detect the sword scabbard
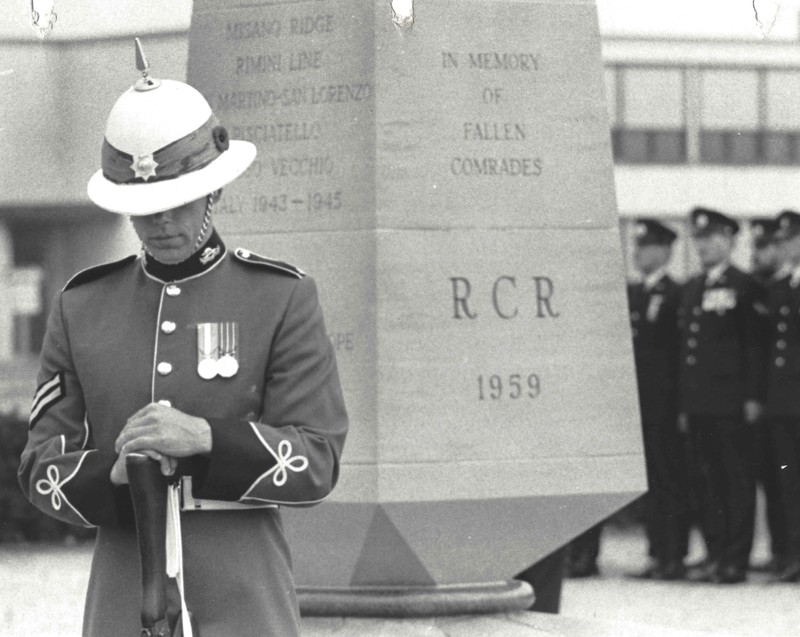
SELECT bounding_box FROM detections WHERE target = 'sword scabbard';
[127,454,171,636]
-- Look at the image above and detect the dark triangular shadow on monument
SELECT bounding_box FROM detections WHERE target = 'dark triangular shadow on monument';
[350,505,437,587]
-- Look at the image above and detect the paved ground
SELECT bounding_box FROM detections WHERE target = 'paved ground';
[559,524,800,636]
[1,518,798,636]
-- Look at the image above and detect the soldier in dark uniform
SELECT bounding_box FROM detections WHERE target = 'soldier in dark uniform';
[626,219,690,580]
[749,217,789,574]
[679,207,767,584]
[763,210,800,582]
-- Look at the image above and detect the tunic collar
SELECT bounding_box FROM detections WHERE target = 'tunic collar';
[143,229,226,282]
[705,261,729,286]
[642,267,667,292]
[773,263,793,282]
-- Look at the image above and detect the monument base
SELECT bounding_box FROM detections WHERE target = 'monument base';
[301,610,712,637]
[298,580,533,617]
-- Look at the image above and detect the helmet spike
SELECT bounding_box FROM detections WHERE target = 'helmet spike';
[134,37,148,73]
[133,38,161,92]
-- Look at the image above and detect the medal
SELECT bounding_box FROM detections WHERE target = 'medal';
[196,322,239,379]
[218,322,239,378]
[217,356,239,378]
[197,323,219,379]
[198,358,218,380]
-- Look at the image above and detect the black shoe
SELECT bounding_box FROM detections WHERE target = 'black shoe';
[566,557,599,578]
[627,562,661,580]
[627,560,685,581]
[659,561,687,581]
[713,564,747,584]
[771,559,800,583]
[750,556,787,574]
[686,559,719,583]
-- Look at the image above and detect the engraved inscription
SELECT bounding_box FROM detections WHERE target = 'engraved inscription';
[478,373,541,400]
[216,84,373,111]
[450,276,560,320]
[212,11,371,221]
[442,49,543,178]
[231,122,322,143]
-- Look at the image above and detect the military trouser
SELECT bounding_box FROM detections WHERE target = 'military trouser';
[770,418,800,560]
[756,418,788,561]
[687,415,756,570]
[641,416,691,564]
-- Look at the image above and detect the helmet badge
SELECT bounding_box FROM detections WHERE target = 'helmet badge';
[130,154,159,181]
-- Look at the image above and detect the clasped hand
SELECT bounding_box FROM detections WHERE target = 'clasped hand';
[110,403,212,485]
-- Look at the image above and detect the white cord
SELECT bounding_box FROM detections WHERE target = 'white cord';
[166,484,193,637]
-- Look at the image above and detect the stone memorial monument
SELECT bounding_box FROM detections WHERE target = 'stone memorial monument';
[187,0,644,629]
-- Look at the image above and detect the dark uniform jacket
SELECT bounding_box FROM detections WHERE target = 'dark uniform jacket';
[18,236,348,637]
[628,274,681,424]
[678,264,767,416]
[765,273,800,417]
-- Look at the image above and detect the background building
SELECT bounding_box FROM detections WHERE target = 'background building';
[0,0,799,409]
[601,0,800,278]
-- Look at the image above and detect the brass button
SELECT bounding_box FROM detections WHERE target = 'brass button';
[157,362,173,376]
[161,321,177,334]
[690,323,700,333]
[776,357,786,368]
[157,399,172,408]
[687,355,696,365]
[777,340,787,350]
[166,285,181,297]
[688,338,697,348]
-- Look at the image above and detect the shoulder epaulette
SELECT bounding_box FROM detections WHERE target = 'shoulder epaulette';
[63,255,137,291]
[233,248,305,279]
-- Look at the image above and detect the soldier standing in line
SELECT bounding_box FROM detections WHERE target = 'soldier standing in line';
[678,207,767,584]
[763,210,800,582]
[749,217,789,575]
[626,219,690,580]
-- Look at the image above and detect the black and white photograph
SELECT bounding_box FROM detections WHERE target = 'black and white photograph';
[2,1,800,635]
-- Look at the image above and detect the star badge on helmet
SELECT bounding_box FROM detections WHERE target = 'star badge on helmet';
[130,153,158,181]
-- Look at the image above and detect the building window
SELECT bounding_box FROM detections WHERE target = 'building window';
[611,67,686,164]
[697,68,800,165]
[613,129,686,164]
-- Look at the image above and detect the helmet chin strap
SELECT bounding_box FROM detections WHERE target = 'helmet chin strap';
[192,194,214,252]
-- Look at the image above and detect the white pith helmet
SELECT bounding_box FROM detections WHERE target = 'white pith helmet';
[87,38,256,216]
